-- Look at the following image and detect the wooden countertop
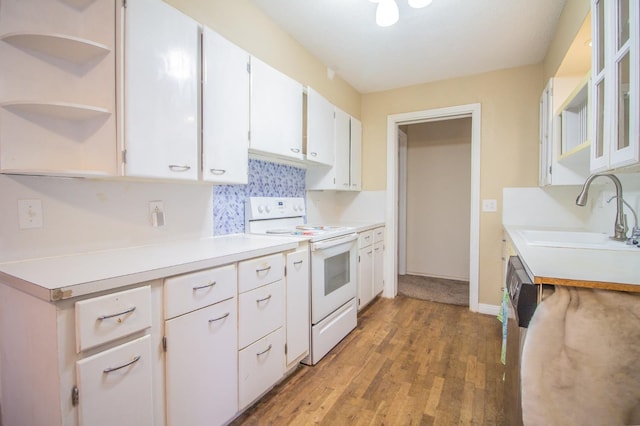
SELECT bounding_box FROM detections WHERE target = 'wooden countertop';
[504,225,640,292]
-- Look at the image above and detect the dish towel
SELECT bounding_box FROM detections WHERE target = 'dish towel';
[521,286,640,426]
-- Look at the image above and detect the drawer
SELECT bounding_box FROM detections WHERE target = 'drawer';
[373,227,385,243]
[75,286,151,353]
[164,264,237,319]
[238,280,284,349]
[358,230,373,248]
[76,335,153,426]
[238,327,284,410]
[238,253,284,293]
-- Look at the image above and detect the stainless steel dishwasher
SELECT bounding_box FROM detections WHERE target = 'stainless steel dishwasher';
[504,256,539,426]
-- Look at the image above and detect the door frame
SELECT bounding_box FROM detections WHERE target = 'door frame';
[383,103,481,312]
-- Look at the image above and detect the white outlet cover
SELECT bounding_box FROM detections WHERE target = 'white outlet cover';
[18,199,43,229]
[482,199,498,212]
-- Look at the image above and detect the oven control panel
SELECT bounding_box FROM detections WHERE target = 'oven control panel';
[245,197,306,220]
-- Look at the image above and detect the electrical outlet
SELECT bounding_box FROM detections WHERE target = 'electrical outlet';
[18,199,43,229]
[149,201,165,227]
[482,199,498,212]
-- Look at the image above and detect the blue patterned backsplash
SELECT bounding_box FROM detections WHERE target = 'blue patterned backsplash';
[213,159,306,235]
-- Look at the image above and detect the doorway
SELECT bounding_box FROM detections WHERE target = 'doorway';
[398,118,472,306]
[383,104,481,312]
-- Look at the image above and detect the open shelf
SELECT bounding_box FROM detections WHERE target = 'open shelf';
[558,140,590,169]
[1,32,110,64]
[1,101,111,120]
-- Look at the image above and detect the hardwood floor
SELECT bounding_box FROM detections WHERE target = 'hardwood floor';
[231,295,505,425]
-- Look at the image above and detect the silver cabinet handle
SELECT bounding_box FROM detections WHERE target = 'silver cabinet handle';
[103,355,141,374]
[209,169,226,175]
[256,294,272,303]
[293,260,303,265]
[256,265,271,273]
[256,344,272,357]
[208,312,230,323]
[309,152,317,157]
[193,281,216,291]
[168,164,191,172]
[97,306,136,321]
[290,148,300,153]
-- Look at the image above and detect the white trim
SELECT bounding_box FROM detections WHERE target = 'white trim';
[384,104,482,312]
[478,303,501,316]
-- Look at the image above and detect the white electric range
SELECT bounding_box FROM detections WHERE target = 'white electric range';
[245,197,358,365]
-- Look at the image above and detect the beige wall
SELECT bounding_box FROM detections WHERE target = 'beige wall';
[543,0,591,81]
[167,0,361,118]
[362,64,542,304]
[406,119,471,281]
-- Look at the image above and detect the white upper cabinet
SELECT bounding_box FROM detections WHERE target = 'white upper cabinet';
[202,27,250,184]
[0,0,117,177]
[122,0,199,181]
[306,109,362,191]
[305,87,335,166]
[350,117,363,191]
[591,0,640,172]
[250,56,304,161]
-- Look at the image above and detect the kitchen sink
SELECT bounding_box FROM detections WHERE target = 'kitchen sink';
[519,229,638,251]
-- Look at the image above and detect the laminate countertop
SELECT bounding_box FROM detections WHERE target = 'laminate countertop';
[0,234,300,302]
[504,225,640,292]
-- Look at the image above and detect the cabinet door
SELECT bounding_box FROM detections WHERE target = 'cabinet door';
[334,108,351,189]
[358,246,374,310]
[539,79,553,186]
[123,0,199,180]
[165,298,238,426]
[76,335,153,426]
[285,248,310,366]
[202,27,250,184]
[350,117,362,191]
[306,88,335,166]
[373,241,384,296]
[250,56,303,161]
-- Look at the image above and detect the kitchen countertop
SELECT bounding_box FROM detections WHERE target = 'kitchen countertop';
[0,234,299,302]
[504,225,640,292]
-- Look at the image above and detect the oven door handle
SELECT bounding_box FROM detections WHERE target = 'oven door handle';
[311,233,358,251]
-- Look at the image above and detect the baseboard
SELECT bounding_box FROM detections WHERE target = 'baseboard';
[478,303,501,316]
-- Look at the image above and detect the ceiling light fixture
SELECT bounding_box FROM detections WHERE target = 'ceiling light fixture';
[376,0,399,27]
[371,0,433,27]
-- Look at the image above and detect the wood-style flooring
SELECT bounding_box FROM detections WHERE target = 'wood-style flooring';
[231,295,505,425]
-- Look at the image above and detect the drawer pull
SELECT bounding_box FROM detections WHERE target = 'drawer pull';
[209,168,226,175]
[103,355,141,374]
[256,344,272,357]
[290,148,300,154]
[168,164,191,172]
[208,312,230,323]
[256,294,272,303]
[293,260,303,265]
[256,265,272,273]
[193,281,216,291]
[97,306,136,321]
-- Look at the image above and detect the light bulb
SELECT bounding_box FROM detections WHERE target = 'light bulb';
[376,0,399,27]
[408,0,432,8]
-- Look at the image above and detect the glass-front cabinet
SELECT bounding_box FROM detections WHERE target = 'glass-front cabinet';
[591,0,639,172]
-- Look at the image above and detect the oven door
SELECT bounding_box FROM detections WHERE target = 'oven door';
[310,233,358,324]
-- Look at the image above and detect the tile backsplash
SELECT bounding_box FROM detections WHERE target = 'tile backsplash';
[213,159,306,235]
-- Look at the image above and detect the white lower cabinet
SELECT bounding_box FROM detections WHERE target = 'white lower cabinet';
[164,298,238,426]
[358,227,385,310]
[238,327,285,409]
[76,335,154,426]
[285,247,310,369]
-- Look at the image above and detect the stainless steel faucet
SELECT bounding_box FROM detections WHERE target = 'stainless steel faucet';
[576,173,628,241]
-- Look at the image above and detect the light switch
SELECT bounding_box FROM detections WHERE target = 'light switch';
[482,199,497,212]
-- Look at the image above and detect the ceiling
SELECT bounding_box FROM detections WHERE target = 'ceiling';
[250,0,569,94]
